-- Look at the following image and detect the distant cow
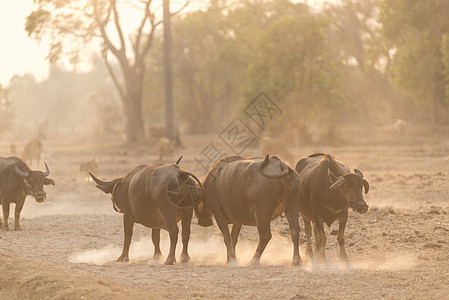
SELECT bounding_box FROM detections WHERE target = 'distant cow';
[295,153,370,261]
[0,157,55,230]
[260,137,295,166]
[196,154,301,266]
[157,137,175,161]
[393,119,407,135]
[89,157,202,265]
[22,139,43,168]
[79,158,99,174]
[10,144,17,156]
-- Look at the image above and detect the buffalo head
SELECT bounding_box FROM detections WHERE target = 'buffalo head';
[196,200,213,227]
[15,162,55,203]
[329,168,370,214]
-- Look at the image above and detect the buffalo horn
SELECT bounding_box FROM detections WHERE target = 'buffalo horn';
[354,169,364,178]
[15,164,29,177]
[89,172,114,187]
[328,169,338,183]
[175,156,183,165]
[329,177,345,189]
[179,170,203,189]
[363,179,370,194]
[43,162,50,177]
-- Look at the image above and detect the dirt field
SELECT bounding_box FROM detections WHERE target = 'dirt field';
[1,128,449,299]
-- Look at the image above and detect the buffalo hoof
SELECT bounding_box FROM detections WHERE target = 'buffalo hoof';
[339,255,348,263]
[248,258,261,267]
[292,256,302,266]
[14,226,23,231]
[226,257,238,266]
[1,225,9,231]
[153,252,162,263]
[180,253,190,264]
[164,257,176,265]
[116,256,129,262]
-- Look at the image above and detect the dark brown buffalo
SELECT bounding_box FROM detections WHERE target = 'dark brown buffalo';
[89,157,202,265]
[295,153,370,260]
[0,157,55,230]
[196,154,301,266]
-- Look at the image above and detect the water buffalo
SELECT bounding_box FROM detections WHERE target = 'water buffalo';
[196,154,301,266]
[21,139,43,169]
[295,153,370,261]
[0,157,55,230]
[89,157,202,265]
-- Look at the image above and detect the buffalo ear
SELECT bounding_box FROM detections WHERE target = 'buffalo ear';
[354,169,364,178]
[363,179,370,194]
[95,181,119,194]
[44,178,55,186]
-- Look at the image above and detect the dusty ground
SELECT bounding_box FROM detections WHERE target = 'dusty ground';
[0,128,449,299]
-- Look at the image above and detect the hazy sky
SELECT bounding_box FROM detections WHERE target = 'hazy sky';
[0,1,49,85]
[0,0,331,86]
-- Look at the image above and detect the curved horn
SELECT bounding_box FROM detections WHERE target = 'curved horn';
[329,177,345,190]
[175,156,183,165]
[179,170,203,190]
[43,162,50,177]
[328,169,338,183]
[260,154,270,172]
[15,164,29,177]
[363,179,370,194]
[89,172,114,186]
[354,169,364,178]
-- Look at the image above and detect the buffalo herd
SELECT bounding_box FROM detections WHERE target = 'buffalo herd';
[0,149,371,266]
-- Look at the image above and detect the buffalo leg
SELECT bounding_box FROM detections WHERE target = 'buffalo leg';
[2,201,10,230]
[284,211,301,266]
[0,198,2,228]
[117,213,134,262]
[164,220,179,265]
[180,209,193,263]
[313,220,326,259]
[303,216,313,258]
[337,211,349,261]
[14,200,25,231]
[250,219,272,266]
[215,216,236,264]
[231,223,242,251]
[151,229,162,261]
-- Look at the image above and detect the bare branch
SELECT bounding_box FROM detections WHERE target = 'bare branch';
[93,0,121,59]
[102,45,125,101]
[133,0,151,59]
[111,0,127,56]
[171,1,190,16]
[136,18,163,67]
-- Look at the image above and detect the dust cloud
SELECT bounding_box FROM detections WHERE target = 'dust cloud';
[69,233,295,266]
[20,193,114,219]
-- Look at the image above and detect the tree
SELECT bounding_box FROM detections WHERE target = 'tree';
[379,0,449,122]
[246,12,345,141]
[0,84,13,135]
[169,1,248,132]
[26,0,186,141]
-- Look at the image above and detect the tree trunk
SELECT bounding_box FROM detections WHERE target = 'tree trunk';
[163,0,175,140]
[123,84,144,142]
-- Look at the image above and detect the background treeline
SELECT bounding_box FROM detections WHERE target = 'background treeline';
[1,0,449,143]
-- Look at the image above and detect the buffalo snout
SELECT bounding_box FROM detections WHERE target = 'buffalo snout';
[198,218,213,227]
[354,200,368,214]
[34,191,47,203]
